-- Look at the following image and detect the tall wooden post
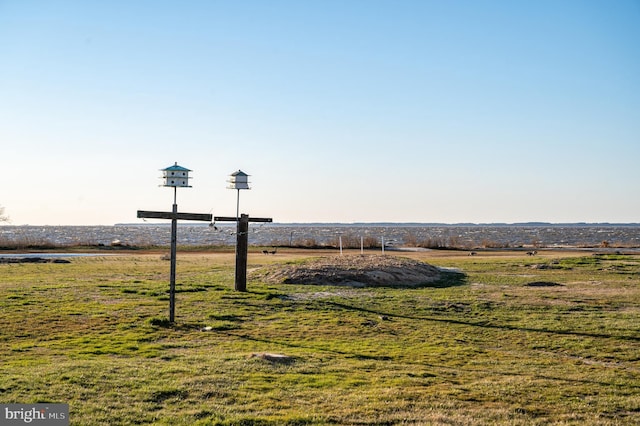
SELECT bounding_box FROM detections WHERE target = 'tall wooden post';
[235,214,249,291]
[214,215,272,292]
[169,203,178,322]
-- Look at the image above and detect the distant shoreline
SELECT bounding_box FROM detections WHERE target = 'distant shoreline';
[112,222,640,227]
[2,222,639,227]
[2,223,639,249]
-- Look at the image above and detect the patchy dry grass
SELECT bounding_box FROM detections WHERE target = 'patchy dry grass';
[0,249,639,425]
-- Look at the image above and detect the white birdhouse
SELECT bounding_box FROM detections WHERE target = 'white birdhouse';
[161,163,192,187]
[227,170,250,190]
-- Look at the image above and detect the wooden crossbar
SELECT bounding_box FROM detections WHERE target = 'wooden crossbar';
[138,210,212,222]
[214,216,272,223]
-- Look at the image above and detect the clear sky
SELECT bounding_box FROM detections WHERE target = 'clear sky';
[1,0,639,225]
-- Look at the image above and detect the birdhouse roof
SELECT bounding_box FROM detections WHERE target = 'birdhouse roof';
[162,163,192,172]
[231,170,249,177]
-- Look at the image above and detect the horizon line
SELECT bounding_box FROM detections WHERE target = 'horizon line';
[4,221,640,227]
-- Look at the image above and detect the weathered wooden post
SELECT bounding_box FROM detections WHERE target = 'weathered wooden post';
[136,163,212,323]
[236,214,249,291]
[169,202,178,319]
[214,214,272,291]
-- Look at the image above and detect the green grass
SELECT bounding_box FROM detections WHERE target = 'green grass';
[0,250,639,425]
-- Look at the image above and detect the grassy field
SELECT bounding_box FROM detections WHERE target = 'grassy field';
[1,248,639,425]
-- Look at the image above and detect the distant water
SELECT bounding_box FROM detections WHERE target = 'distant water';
[1,224,640,249]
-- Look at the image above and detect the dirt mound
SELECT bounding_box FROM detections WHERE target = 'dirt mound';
[252,254,442,287]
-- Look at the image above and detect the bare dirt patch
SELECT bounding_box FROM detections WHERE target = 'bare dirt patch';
[251,254,442,287]
[524,281,564,287]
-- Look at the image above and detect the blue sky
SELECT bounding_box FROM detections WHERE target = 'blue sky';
[1,0,638,225]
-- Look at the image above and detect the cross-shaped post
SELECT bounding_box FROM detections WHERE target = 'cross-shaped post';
[136,162,213,323]
[137,207,212,322]
[214,214,273,291]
